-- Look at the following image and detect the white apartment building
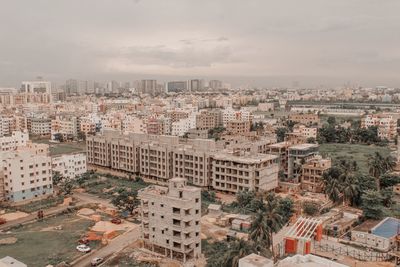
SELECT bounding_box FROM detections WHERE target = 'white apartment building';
[138,178,201,263]
[0,143,53,204]
[52,153,87,179]
[29,117,51,136]
[171,116,196,137]
[122,116,146,134]
[0,131,29,152]
[361,114,397,140]
[222,107,252,126]
[0,116,14,137]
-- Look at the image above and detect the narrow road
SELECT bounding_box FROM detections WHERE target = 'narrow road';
[72,226,140,267]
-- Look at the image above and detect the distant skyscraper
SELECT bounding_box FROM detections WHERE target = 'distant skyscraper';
[209,80,223,90]
[140,80,157,95]
[166,81,187,93]
[65,79,78,95]
[187,79,204,92]
[21,81,51,94]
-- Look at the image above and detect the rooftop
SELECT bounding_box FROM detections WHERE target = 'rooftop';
[371,217,400,238]
[289,143,319,150]
[238,253,273,267]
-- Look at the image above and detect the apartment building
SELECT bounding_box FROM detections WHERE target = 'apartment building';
[288,113,320,126]
[301,156,331,193]
[172,142,215,187]
[80,121,96,136]
[293,124,318,139]
[52,153,87,179]
[29,117,51,136]
[171,118,194,137]
[0,116,14,137]
[0,143,53,204]
[138,178,201,263]
[212,150,279,193]
[0,131,29,152]
[87,132,279,193]
[361,114,397,140]
[226,120,251,135]
[195,110,222,130]
[146,117,170,135]
[288,143,319,180]
[222,107,252,126]
[51,116,80,141]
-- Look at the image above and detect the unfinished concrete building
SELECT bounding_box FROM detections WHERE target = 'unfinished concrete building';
[301,156,332,193]
[138,178,201,263]
[212,150,279,193]
[87,131,279,193]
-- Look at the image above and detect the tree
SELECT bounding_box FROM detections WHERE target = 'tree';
[380,174,400,189]
[222,239,257,267]
[368,152,396,191]
[52,171,63,186]
[361,190,385,219]
[302,201,319,216]
[249,210,273,254]
[58,178,74,196]
[321,167,342,203]
[111,188,139,214]
[327,116,336,126]
[275,127,287,142]
[249,193,282,262]
[306,137,316,144]
[277,197,294,225]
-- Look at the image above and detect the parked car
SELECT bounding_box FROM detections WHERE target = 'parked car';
[76,244,91,253]
[0,218,6,225]
[91,257,104,266]
[111,218,122,224]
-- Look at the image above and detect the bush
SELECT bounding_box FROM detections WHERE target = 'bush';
[302,201,320,216]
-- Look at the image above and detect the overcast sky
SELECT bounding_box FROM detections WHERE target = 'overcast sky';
[1,0,400,87]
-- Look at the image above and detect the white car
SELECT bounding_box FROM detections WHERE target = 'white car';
[76,244,91,253]
[91,257,104,266]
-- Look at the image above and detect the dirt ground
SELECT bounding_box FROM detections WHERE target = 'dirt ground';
[91,221,134,232]
[0,211,29,221]
[200,214,248,241]
[215,192,236,204]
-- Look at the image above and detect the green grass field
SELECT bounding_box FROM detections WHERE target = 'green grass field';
[31,137,86,156]
[82,174,148,199]
[319,143,392,174]
[0,213,98,266]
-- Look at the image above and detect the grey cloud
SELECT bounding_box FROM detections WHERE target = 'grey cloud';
[1,0,400,87]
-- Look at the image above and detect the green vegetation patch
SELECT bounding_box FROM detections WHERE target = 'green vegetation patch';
[0,213,98,267]
[319,143,391,174]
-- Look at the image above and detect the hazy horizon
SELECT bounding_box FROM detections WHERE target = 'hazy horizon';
[1,0,400,88]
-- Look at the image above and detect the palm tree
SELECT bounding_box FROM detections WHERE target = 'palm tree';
[368,152,395,191]
[249,193,282,262]
[341,175,360,206]
[249,209,272,248]
[321,168,342,203]
[222,239,256,267]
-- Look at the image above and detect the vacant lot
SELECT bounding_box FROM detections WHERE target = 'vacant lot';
[319,143,391,174]
[31,137,86,156]
[0,213,98,266]
[81,174,148,199]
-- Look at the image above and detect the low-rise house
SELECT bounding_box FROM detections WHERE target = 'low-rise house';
[351,217,400,251]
